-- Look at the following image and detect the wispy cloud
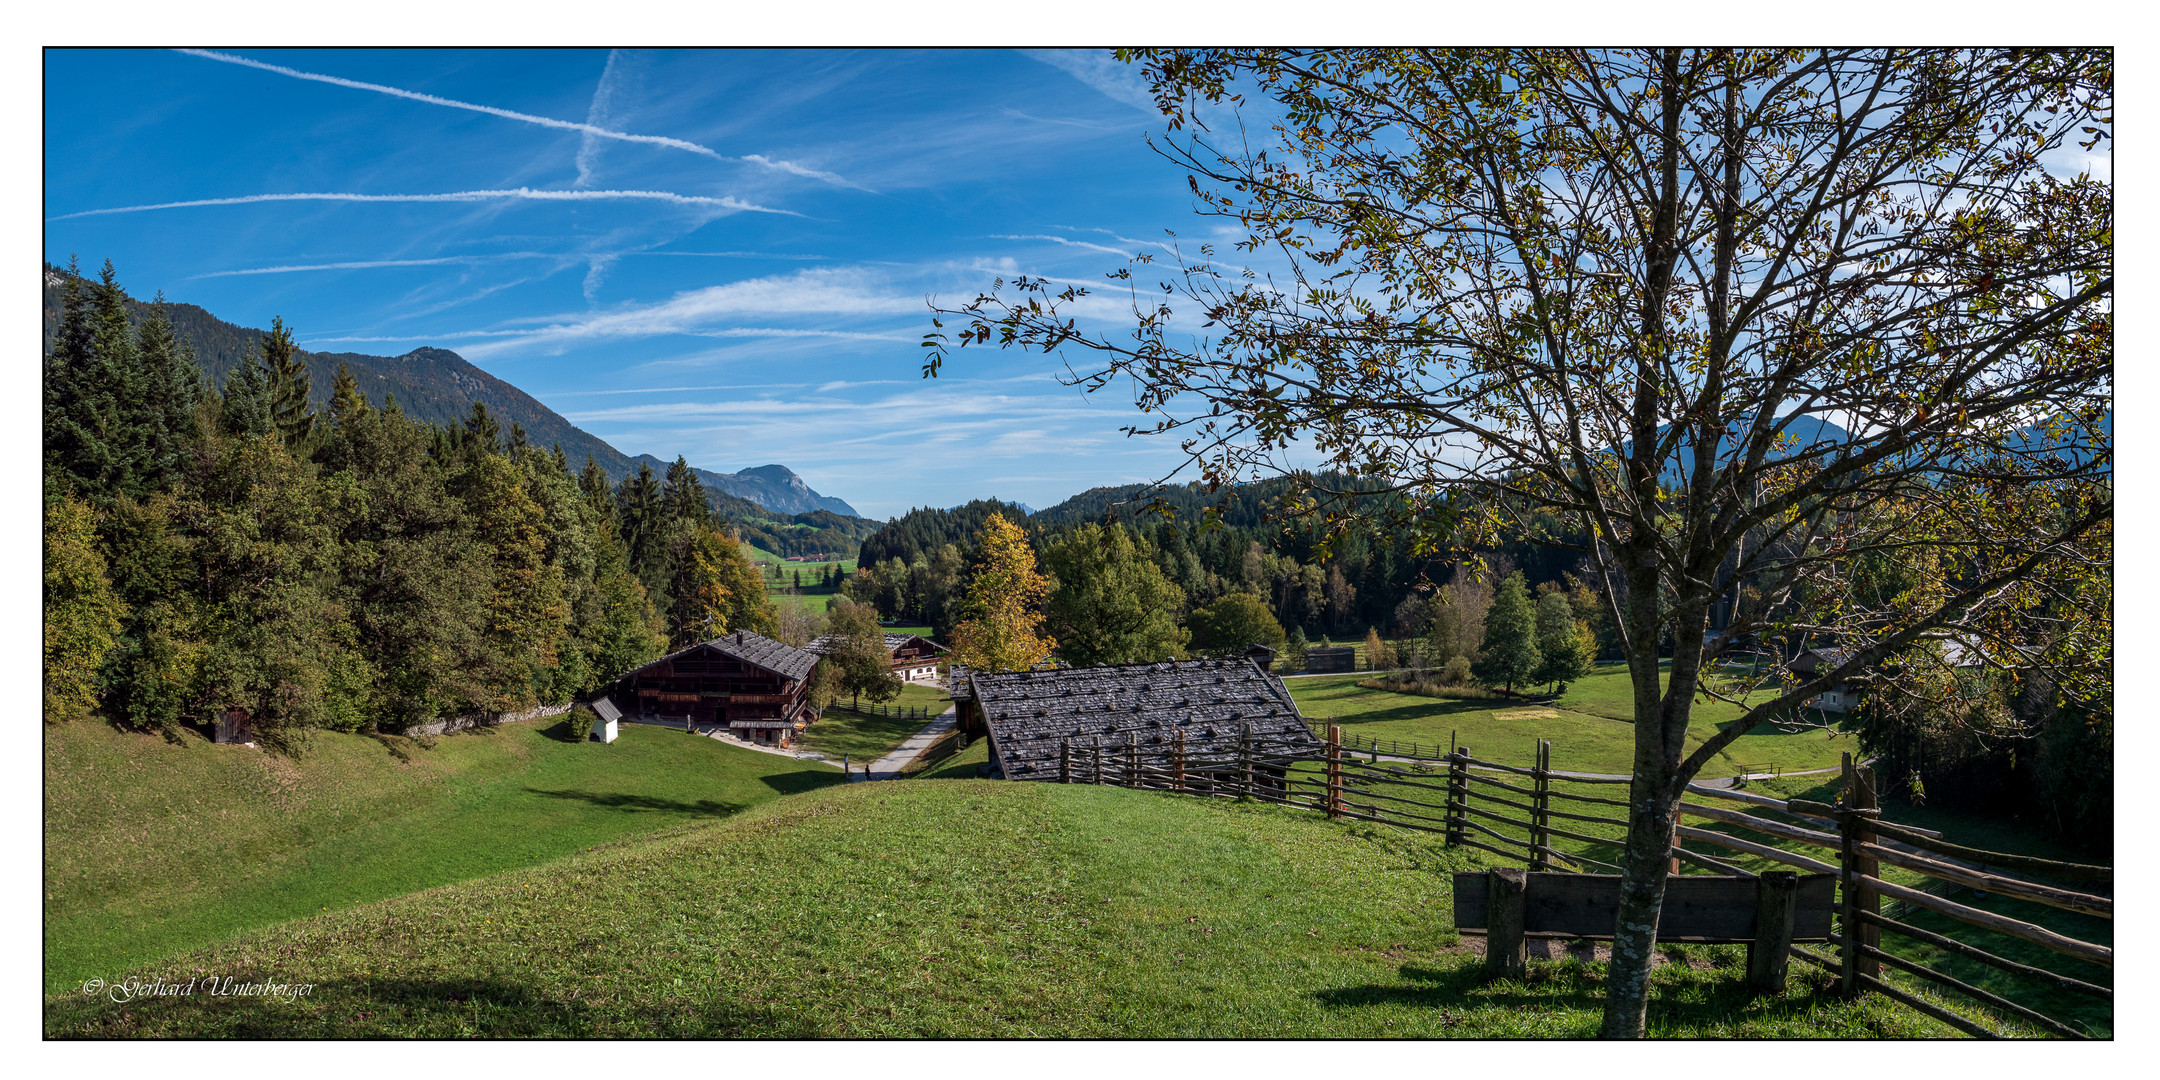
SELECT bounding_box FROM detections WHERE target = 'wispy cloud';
[629,250,828,261]
[454,266,930,358]
[1022,50,1160,115]
[49,187,794,220]
[177,48,869,191]
[575,49,626,187]
[990,233,1135,258]
[188,253,560,279]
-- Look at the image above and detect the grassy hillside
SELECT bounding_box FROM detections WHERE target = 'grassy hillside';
[44,719,843,994]
[1288,664,1851,777]
[48,780,1976,1038]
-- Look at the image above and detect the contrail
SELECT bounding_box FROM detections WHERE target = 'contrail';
[187,253,560,279]
[177,49,870,191]
[179,48,725,160]
[48,188,796,220]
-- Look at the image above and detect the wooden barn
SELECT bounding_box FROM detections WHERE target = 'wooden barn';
[1303,646,1356,674]
[599,630,822,748]
[807,632,950,683]
[949,657,1322,782]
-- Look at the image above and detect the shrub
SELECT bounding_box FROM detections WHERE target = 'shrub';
[567,706,596,742]
[1442,655,1474,686]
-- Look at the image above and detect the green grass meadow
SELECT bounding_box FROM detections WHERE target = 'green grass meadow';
[741,542,856,616]
[799,683,953,762]
[44,718,843,996]
[1287,663,1852,778]
[45,780,1969,1038]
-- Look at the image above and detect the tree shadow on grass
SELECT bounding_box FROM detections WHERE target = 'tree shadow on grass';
[524,788,748,816]
[45,975,786,1038]
[760,768,851,796]
[1315,956,1851,1033]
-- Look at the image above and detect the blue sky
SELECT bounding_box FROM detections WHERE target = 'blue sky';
[44,48,1236,519]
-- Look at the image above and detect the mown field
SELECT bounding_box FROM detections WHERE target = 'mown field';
[1287,663,1850,778]
[45,779,1982,1038]
[797,683,953,763]
[741,543,854,616]
[44,718,843,995]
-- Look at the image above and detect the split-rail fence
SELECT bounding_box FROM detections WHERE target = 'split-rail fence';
[1049,723,2112,1039]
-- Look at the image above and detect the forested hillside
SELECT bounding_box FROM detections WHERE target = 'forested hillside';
[40,260,871,558]
[42,260,798,746]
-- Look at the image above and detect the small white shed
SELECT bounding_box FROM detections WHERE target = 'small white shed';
[590,697,622,743]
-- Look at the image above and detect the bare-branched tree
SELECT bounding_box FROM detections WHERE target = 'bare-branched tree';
[925,48,2111,1035]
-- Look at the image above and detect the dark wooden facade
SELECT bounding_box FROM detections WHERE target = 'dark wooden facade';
[1304,646,1356,674]
[603,631,821,748]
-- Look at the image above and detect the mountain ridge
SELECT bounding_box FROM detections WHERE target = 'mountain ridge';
[40,265,868,523]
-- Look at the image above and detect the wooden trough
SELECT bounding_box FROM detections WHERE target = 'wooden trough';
[1455,869,1835,992]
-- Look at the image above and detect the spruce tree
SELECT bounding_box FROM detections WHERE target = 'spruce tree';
[254,316,314,445]
[1472,571,1540,694]
[577,456,615,528]
[615,462,665,598]
[133,295,204,479]
[43,256,106,496]
[661,455,713,527]
[328,363,369,428]
[463,402,500,454]
[220,363,273,440]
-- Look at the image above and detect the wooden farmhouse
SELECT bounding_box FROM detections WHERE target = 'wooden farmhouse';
[948,657,1322,782]
[1790,647,1857,714]
[806,632,950,683]
[598,630,822,747]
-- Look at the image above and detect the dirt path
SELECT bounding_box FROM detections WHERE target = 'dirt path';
[857,707,959,780]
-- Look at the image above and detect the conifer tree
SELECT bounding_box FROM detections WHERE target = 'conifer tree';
[578,456,616,529]
[219,362,273,440]
[130,293,203,487]
[615,462,665,597]
[463,402,500,455]
[43,258,136,500]
[661,455,713,527]
[253,316,313,446]
[328,363,369,428]
[1472,571,1540,694]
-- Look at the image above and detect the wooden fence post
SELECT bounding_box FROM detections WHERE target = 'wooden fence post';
[1060,739,1070,784]
[1240,721,1254,798]
[1092,739,1104,786]
[1485,868,1529,981]
[1748,870,1800,994]
[1173,728,1187,792]
[1531,739,1552,872]
[1837,751,1885,998]
[1446,743,1468,848]
[1852,757,1881,979]
[1129,732,1141,789]
[1327,724,1344,819]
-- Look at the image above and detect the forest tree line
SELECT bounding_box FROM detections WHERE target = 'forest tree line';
[42,259,777,750]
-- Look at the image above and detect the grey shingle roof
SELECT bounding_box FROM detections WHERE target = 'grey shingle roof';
[619,630,819,683]
[967,658,1320,781]
[707,630,820,681]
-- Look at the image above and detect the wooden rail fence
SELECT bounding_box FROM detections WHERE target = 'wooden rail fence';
[1053,726,2112,1038]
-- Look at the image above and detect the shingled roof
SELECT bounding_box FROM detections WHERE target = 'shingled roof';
[618,630,819,683]
[805,632,950,657]
[962,658,1320,781]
